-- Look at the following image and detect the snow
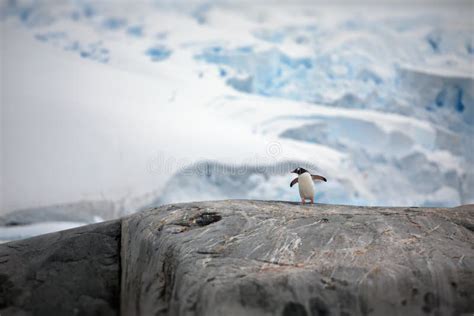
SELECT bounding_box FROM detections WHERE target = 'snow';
[0,0,473,241]
[0,221,85,243]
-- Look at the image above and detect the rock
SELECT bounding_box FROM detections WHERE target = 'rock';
[121,201,474,316]
[1,201,473,316]
[0,220,121,316]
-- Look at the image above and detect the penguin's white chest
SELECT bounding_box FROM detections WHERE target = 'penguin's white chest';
[298,172,315,199]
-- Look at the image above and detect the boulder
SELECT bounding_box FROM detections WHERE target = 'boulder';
[1,201,473,316]
[0,220,121,316]
[121,201,474,316]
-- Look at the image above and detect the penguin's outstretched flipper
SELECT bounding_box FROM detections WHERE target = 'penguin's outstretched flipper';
[290,178,299,187]
[311,174,327,182]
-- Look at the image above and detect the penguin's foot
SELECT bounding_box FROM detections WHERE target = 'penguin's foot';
[301,198,306,205]
[310,197,314,204]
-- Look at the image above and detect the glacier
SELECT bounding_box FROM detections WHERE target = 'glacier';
[0,0,473,241]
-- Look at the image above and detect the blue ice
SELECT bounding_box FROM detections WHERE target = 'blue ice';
[127,25,143,37]
[102,17,126,30]
[146,46,172,62]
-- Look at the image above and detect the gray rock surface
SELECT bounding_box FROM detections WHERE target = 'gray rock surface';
[0,220,121,316]
[1,200,473,316]
[121,200,474,316]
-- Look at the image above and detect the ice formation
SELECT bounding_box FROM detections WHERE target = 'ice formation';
[1,0,472,240]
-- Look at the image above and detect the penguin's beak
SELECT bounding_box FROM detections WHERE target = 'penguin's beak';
[291,168,297,174]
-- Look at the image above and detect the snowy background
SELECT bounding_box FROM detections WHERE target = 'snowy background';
[1,0,473,241]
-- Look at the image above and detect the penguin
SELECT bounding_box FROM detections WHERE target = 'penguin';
[290,167,327,204]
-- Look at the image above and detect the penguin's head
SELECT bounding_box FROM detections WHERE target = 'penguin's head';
[291,167,307,175]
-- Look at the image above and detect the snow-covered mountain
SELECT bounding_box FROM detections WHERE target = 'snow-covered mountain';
[1,0,473,240]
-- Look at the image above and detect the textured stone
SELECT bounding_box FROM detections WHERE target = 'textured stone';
[0,220,121,316]
[121,201,474,316]
[1,201,473,316]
